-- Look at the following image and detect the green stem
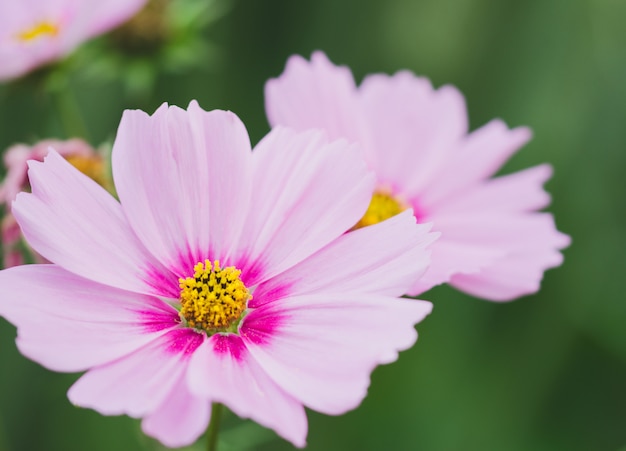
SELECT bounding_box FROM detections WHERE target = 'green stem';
[206,403,224,451]
[48,76,90,140]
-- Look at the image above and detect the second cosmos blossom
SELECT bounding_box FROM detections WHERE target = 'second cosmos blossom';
[0,102,436,447]
[265,52,570,301]
[0,0,148,80]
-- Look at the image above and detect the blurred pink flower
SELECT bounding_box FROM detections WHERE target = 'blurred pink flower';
[0,102,435,447]
[265,52,570,301]
[0,0,147,81]
[0,138,102,267]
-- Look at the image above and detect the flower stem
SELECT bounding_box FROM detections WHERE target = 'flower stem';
[206,402,224,451]
[49,82,90,140]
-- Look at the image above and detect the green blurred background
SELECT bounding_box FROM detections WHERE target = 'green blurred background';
[1,0,625,450]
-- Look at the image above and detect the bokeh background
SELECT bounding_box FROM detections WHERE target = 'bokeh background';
[1,0,625,450]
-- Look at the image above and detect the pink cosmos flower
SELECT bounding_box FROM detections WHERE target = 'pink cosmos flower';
[0,138,103,267]
[265,52,570,301]
[0,102,435,447]
[0,0,147,81]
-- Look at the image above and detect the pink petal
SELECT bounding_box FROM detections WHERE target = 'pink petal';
[242,294,432,415]
[235,127,375,285]
[407,239,505,296]
[421,120,533,206]
[359,71,468,192]
[433,212,570,300]
[253,211,437,305]
[265,51,376,162]
[142,372,210,449]
[68,328,204,417]
[112,103,253,277]
[12,150,172,295]
[429,164,553,216]
[449,217,571,301]
[0,265,176,372]
[449,250,562,301]
[433,212,565,247]
[188,335,308,448]
[71,0,147,39]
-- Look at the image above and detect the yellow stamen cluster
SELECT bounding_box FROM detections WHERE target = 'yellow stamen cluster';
[179,260,250,333]
[17,22,59,42]
[353,189,408,229]
[65,155,109,189]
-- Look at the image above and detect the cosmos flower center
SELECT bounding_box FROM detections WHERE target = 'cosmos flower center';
[353,189,408,229]
[17,21,59,42]
[179,260,251,334]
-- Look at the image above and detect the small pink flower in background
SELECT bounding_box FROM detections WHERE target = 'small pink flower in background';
[1,216,23,268]
[265,51,570,302]
[0,0,147,81]
[0,102,435,447]
[0,138,97,202]
[0,138,104,267]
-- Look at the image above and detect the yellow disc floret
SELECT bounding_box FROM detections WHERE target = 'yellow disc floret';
[353,189,408,229]
[17,22,59,42]
[179,260,250,333]
[65,154,110,190]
